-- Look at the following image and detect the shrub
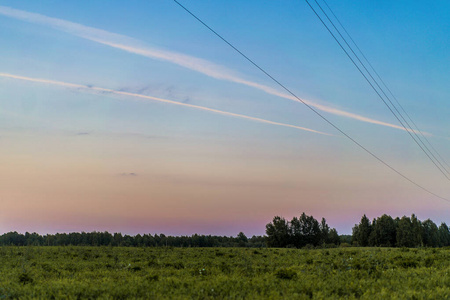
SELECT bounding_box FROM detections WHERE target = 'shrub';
[130,266,142,272]
[146,274,159,282]
[424,257,434,267]
[18,273,33,285]
[274,268,297,280]
[396,257,418,268]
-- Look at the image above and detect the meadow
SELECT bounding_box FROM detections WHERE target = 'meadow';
[0,246,448,299]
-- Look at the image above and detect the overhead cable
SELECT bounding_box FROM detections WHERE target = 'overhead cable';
[307,0,450,180]
[172,0,449,202]
[321,0,450,176]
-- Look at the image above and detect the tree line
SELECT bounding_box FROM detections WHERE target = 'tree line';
[0,231,265,248]
[1,213,448,248]
[265,212,340,248]
[352,214,450,247]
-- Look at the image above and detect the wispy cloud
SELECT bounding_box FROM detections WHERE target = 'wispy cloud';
[0,5,415,133]
[0,73,331,135]
[120,172,137,177]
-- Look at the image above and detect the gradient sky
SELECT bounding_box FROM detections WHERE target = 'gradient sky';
[0,0,449,236]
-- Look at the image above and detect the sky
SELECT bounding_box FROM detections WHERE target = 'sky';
[0,0,449,236]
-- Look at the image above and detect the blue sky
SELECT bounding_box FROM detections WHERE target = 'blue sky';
[0,0,449,236]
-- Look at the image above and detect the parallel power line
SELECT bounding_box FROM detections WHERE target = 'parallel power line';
[320,0,450,175]
[306,0,450,180]
[172,0,450,203]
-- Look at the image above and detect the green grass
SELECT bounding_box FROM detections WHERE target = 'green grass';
[0,246,449,299]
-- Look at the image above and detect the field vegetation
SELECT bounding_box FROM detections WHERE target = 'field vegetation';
[1,212,449,298]
[0,246,449,299]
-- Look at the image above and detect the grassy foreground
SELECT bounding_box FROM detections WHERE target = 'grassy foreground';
[0,246,448,299]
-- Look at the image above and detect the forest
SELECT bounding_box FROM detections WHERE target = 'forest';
[352,214,450,247]
[265,212,450,248]
[0,231,265,248]
[0,212,448,248]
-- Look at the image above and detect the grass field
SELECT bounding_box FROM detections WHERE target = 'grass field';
[0,246,449,299]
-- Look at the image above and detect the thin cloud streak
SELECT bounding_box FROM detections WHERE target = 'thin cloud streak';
[0,5,421,134]
[0,73,331,135]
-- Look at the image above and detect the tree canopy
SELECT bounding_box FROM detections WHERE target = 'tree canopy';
[265,212,340,248]
[0,231,265,248]
[0,212,447,248]
[352,214,450,247]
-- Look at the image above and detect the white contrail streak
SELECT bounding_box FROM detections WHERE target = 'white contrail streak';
[0,73,331,135]
[0,5,421,134]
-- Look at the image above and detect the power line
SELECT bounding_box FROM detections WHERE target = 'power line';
[306,0,450,180]
[321,0,450,176]
[315,0,450,178]
[172,0,449,203]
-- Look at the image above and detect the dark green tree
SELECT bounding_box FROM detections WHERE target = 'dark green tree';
[237,232,248,247]
[422,219,439,247]
[327,228,340,245]
[438,223,450,247]
[370,214,396,247]
[265,216,290,248]
[290,216,304,247]
[320,217,330,244]
[410,214,423,246]
[396,216,414,247]
[298,212,321,246]
[352,214,372,246]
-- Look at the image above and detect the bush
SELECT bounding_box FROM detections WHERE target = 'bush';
[18,273,33,285]
[146,274,159,282]
[396,257,418,268]
[274,268,297,280]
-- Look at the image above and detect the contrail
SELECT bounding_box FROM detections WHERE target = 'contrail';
[0,73,331,135]
[0,5,424,134]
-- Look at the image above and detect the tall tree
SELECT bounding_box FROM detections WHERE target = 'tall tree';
[265,216,290,248]
[327,228,340,245]
[237,232,248,247]
[320,218,330,244]
[290,216,304,247]
[422,219,439,247]
[396,216,414,247]
[410,214,423,247]
[438,223,450,247]
[352,214,372,246]
[298,212,321,246]
[370,214,397,247]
